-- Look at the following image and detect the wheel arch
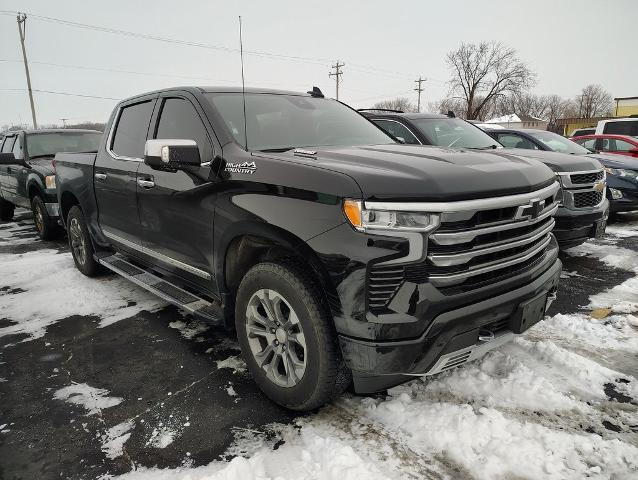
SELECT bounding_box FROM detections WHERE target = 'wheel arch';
[216,221,338,329]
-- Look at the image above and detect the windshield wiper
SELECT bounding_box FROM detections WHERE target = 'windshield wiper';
[258,147,296,153]
[469,145,499,150]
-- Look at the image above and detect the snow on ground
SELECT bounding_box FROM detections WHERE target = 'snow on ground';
[0,248,166,341]
[102,420,135,459]
[0,222,42,246]
[215,356,247,374]
[53,383,123,415]
[169,319,210,340]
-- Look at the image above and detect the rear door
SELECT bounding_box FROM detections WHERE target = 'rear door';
[8,133,30,208]
[136,93,219,288]
[95,96,156,248]
[0,135,17,203]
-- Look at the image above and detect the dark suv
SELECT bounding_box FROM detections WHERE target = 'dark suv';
[363,111,609,248]
[0,129,102,238]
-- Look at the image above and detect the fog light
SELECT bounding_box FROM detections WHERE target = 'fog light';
[610,188,623,200]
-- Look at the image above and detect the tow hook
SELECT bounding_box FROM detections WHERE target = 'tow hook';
[546,288,558,311]
[478,329,495,343]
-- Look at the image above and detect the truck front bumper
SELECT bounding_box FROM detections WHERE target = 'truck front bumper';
[553,200,609,249]
[340,257,561,393]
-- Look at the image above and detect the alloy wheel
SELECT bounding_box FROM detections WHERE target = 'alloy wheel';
[69,217,87,265]
[245,289,307,387]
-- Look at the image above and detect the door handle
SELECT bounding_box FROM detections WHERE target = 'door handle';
[137,179,155,188]
[95,173,107,181]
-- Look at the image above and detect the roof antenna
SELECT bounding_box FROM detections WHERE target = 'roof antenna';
[239,16,248,150]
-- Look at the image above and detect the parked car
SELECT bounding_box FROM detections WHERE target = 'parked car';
[55,86,561,410]
[595,117,638,137]
[570,134,638,158]
[482,128,638,215]
[570,128,596,137]
[0,129,102,239]
[363,112,608,248]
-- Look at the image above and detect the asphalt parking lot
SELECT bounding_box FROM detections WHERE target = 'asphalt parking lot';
[1,209,637,479]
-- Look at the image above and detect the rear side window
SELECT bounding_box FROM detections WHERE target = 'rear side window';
[373,120,420,145]
[603,121,638,137]
[1,136,15,153]
[111,101,154,159]
[154,98,212,161]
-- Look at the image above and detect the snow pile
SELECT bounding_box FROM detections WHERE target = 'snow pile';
[102,420,135,459]
[53,383,123,415]
[0,249,165,341]
[590,276,638,313]
[116,425,394,480]
[0,223,41,246]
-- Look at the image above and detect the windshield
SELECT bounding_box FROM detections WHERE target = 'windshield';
[411,118,499,149]
[527,130,590,155]
[26,132,102,157]
[207,93,394,151]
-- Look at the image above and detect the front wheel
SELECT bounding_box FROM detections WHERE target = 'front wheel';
[31,196,59,240]
[235,262,350,411]
[67,206,102,277]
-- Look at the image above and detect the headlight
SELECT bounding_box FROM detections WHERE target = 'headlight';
[343,199,440,232]
[604,167,638,180]
[45,175,56,189]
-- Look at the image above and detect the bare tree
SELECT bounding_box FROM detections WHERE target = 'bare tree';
[576,84,613,118]
[446,42,535,120]
[372,97,417,113]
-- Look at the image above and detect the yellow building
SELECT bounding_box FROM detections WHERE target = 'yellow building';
[614,97,638,117]
[555,117,611,137]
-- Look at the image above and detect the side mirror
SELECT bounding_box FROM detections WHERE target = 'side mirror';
[0,152,20,165]
[144,139,201,171]
[395,136,406,144]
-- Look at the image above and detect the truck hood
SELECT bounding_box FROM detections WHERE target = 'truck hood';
[28,156,56,176]
[267,144,556,201]
[583,152,638,170]
[498,148,602,172]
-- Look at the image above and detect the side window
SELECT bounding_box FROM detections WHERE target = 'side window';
[373,120,420,145]
[111,101,154,159]
[154,98,213,161]
[575,138,597,151]
[603,121,638,137]
[497,134,538,150]
[1,136,15,153]
[609,139,635,152]
[12,136,23,160]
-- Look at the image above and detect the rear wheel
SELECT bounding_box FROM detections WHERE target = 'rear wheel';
[235,262,350,411]
[67,206,101,277]
[31,195,59,240]
[0,197,14,221]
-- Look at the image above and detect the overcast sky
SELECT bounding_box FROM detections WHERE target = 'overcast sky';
[1,0,635,127]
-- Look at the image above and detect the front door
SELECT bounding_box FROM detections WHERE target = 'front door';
[136,94,218,289]
[0,135,17,204]
[95,97,156,248]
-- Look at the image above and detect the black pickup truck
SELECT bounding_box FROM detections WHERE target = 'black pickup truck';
[0,129,102,239]
[362,111,609,248]
[55,87,561,410]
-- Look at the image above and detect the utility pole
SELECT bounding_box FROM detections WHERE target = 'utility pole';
[329,61,345,100]
[17,13,37,129]
[60,118,68,128]
[414,76,426,113]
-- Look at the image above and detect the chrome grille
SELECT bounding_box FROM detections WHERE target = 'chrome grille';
[426,187,559,289]
[365,182,560,311]
[573,190,604,208]
[570,171,604,184]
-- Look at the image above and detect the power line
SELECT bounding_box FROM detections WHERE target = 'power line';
[329,61,345,100]
[0,88,121,101]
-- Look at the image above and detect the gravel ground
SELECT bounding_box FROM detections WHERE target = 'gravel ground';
[1,209,637,480]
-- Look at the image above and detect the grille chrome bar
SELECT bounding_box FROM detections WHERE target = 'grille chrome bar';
[428,219,555,267]
[364,182,560,212]
[429,235,552,286]
[431,203,558,245]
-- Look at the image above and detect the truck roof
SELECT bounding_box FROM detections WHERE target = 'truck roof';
[121,86,316,103]
[2,128,102,135]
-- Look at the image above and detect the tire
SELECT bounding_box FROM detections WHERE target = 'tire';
[235,261,350,411]
[31,195,59,240]
[0,197,14,222]
[66,206,102,277]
